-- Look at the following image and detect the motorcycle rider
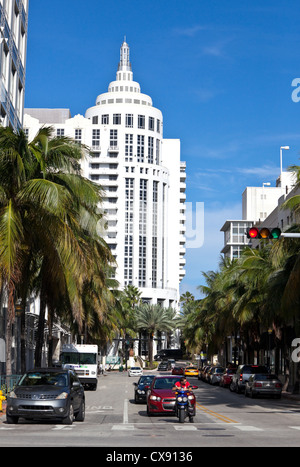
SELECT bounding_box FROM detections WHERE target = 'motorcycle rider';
[172,377,194,422]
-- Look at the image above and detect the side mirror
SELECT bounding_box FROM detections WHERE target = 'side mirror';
[133,382,137,386]
[73,381,80,388]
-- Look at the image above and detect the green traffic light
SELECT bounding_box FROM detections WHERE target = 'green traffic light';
[271,228,281,239]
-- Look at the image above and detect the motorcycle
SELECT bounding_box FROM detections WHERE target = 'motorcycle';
[174,386,197,423]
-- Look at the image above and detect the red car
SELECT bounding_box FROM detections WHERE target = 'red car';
[146,375,197,416]
[172,366,184,375]
[219,368,237,387]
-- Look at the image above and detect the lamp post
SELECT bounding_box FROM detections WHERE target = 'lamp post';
[280,146,290,175]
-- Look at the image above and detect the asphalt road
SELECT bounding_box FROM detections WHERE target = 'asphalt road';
[1,369,300,452]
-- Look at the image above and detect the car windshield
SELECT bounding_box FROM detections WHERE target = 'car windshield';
[18,372,68,387]
[139,376,155,384]
[255,374,279,381]
[153,378,180,389]
[131,367,141,370]
[243,366,268,374]
[215,368,224,373]
[61,352,96,365]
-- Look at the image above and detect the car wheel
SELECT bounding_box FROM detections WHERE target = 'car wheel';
[75,399,85,422]
[62,403,74,425]
[6,414,19,424]
[229,382,235,392]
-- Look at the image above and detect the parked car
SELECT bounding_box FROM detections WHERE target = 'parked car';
[209,367,225,385]
[128,366,143,377]
[230,364,269,393]
[245,374,282,399]
[167,359,176,369]
[6,368,85,425]
[184,366,199,377]
[158,361,169,371]
[172,366,184,375]
[146,375,197,416]
[133,375,156,403]
[219,368,237,387]
[199,365,211,381]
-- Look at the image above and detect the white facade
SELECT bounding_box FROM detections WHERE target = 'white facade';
[0,0,28,130]
[24,40,186,310]
[242,172,296,222]
[221,171,296,260]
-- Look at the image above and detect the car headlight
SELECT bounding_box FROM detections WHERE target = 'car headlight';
[188,395,195,400]
[137,390,145,394]
[9,390,17,399]
[149,395,161,401]
[177,396,183,402]
[56,392,69,400]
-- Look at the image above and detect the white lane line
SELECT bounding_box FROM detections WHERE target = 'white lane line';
[123,398,129,424]
[234,425,263,431]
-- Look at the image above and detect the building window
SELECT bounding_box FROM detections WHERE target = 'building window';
[148,136,154,164]
[139,179,147,287]
[124,178,134,285]
[156,139,160,165]
[92,116,98,124]
[148,116,154,131]
[138,115,145,129]
[75,129,82,145]
[157,119,161,133]
[125,134,133,162]
[102,114,109,125]
[137,135,145,163]
[152,181,158,288]
[113,113,121,125]
[110,129,118,148]
[92,129,100,149]
[57,128,64,137]
[126,114,133,128]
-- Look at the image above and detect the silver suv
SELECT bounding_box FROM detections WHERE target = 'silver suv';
[230,365,268,393]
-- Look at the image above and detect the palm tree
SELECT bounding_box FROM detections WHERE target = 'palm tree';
[135,304,176,365]
[0,125,114,372]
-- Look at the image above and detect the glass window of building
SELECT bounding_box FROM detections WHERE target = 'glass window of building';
[138,115,145,129]
[125,113,133,128]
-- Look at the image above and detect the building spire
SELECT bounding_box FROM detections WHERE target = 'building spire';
[118,38,132,72]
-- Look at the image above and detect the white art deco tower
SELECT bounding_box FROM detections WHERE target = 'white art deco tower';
[25,40,186,309]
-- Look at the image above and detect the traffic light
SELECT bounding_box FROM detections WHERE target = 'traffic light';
[247,227,281,239]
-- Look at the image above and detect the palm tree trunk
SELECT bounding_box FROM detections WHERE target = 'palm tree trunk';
[47,307,54,367]
[35,293,46,367]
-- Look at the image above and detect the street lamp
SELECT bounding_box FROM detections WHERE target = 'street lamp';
[280,146,290,175]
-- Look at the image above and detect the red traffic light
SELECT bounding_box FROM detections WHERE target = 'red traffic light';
[247,227,259,238]
[247,227,281,239]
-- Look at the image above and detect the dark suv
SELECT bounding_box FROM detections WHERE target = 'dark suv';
[230,365,268,393]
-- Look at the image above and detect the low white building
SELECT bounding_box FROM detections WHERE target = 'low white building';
[221,171,296,260]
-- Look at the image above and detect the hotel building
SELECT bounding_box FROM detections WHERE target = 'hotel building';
[0,0,28,130]
[24,40,186,311]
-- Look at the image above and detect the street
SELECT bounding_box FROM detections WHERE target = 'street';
[1,370,300,450]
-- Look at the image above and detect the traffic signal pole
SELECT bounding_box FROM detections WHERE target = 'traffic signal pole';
[281,233,300,238]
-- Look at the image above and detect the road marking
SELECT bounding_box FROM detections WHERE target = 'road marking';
[174,425,197,431]
[290,426,300,430]
[196,403,239,424]
[234,425,263,431]
[123,398,128,424]
[112,424,135,430]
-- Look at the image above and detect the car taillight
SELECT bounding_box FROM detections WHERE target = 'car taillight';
[275,383,281,388]
[240,375,243,381]
[254,382,262,387]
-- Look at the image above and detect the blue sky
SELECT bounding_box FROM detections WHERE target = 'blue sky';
[25,0,300,298]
